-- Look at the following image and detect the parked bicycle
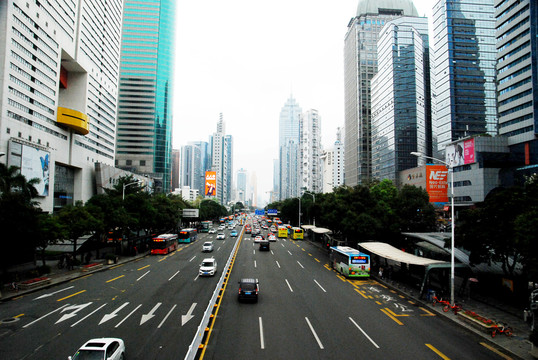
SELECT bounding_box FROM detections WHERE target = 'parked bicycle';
[432,295,462,314]
[491,322,513,337]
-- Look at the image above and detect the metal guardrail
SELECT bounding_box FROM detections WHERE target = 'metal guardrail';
[184,226,244,360]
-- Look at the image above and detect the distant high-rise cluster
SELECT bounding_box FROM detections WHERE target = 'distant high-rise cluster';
[210,114,233,205]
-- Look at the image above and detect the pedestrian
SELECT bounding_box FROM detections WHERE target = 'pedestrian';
[85,252,91,264]
[67,253,73,270]
[378,267,384,279]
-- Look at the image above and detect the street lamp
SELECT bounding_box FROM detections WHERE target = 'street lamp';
[411,151,455,306]
[123,180,143,200]
[303,191,316,226]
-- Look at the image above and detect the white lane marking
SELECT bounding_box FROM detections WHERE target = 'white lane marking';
[259,317,265,349]
[158,304,177,328]
[115,304,142,328]
[287,250,292,255]
[34,286,74,300]
[100,302,129,325]
[71,303,107,327]
[281,243,285,247]
[253,249,256,254]
[189,256,196,262]
[314,279,326,292]
[349,317,380,348]
[23,304,70,328]
[285,279,293,292]
[276,261,281,268]
[217,247,221,251]
[137,270,150,281]
[305,317,324,349]
[140,302,162,325]
[168,270,180,281]
[270,250,274,255]
[297,261,304,269]
[254,260,257,268]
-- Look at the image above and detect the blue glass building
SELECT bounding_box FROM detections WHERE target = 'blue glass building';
[116,0,176,192]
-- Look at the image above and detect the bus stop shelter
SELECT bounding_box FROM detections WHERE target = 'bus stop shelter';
[358,242,470,299]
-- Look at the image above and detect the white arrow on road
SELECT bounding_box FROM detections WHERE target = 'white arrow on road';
[181,303,197,326]
[56,302,93,323]
[140,302,162,325]
[99,302,129,325]
[34,286,75,300]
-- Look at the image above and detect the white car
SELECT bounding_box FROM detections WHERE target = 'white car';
[199,258,217,276]
[218,225,225,231]
[254,235,264,243]
[208,228,216,234]
[69,338,125,360]
[216,233,225,240]
[202,241,214,252]
[268,235,276,242]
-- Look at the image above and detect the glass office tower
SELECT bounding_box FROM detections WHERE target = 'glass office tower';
[116,0,176,192]
[432,0,498,152]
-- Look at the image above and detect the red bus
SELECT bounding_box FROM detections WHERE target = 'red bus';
[151,234,178,254]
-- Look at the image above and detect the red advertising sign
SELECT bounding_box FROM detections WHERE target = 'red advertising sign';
[463,138,475,164]
[205,171,216,197]
[426,165,448,203]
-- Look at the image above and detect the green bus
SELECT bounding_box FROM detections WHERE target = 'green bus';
[200,221,212,233]
[329,246,370,278]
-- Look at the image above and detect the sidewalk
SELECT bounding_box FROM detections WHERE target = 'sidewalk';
[304,238,534,360]
[0,252,148,302]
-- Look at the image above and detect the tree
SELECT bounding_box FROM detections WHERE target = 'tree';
[57,201,100,262]
[396,185,436,233]
[35,213,67,267]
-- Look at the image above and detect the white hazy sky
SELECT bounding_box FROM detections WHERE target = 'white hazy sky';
[174,0,433,204]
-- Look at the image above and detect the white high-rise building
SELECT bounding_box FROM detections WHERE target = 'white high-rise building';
[278,96,301,200]
[0,0,123,212]
[299,109,323,193]
[210,113,233,204]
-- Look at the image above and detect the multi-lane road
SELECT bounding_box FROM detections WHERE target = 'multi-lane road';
[0,219,509,359]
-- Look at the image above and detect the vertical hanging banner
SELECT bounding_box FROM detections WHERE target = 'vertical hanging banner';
[205,171,216,197]
[426,165,448,203]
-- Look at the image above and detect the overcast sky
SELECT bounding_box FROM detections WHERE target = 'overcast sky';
[174,0,433,205]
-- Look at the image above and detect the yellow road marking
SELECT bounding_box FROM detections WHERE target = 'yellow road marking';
[355,288,369,299]
[376,301,382,305]
[419,307,436,316]
[425,344,450,359]
[106,275,125,283]
[110,264,124,270]
[314,258,320,262]
[15,314,24,318]
[479,342,512,359]
[57,290,86,301]
[158,257,167,262]
[384,308,409,317]
[336,275,346,282]
[380,308,403,325]
[138,265,150,270]
[70,274,92,282]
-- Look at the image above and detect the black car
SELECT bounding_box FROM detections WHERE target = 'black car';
[238,278,259,302]
[259,240,270,251]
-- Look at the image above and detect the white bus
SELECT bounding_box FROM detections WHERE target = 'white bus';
[329,246,370,278]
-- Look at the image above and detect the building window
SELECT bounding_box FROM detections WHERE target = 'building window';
[140,160,146,166]
[126,160,132,166]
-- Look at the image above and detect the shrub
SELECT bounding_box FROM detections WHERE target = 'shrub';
[37,265,51,275]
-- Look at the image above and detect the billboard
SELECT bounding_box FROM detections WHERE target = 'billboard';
[267,209,278,216]
[426,165,448,203]
[205,171,216,196]
[445,138,475,167]
[8,141,50,196]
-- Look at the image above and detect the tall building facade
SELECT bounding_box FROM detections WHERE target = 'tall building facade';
[171,149,180,190]
[179,144,202,193]
[495,0,538,165]
[279,96,302,200]
[333,128,345,189]
[236,168,247,204]
[115,0,176,193]
[371,16,430,184]
[432,0,498,153]
[344,0,419,187]
[0,0,123,212]
[210,114,233,204]
[299,109,323,193]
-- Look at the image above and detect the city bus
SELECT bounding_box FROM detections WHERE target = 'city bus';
[329,246,370,278]
[178,228,198,243]
[291,227,304,240]
[200,221,212,233]
[277,226,288,238]
[151,234,178,255]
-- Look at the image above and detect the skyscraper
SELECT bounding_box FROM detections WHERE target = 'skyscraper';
[180,144,202,193]
[236,168,247,204]
[299,109,323,193]
[0,0,123,212]
[344,0,419,186]
[432,0,497,152]
[279,96,302,200]
[371,16,430,184]
[210,114,233,204]
[495,0,538,165]
[115,0,176,193]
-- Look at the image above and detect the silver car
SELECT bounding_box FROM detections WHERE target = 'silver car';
[202,241,214,252]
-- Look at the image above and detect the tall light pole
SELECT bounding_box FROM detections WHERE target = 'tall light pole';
[123,180,143,201]
[411,151,455,306]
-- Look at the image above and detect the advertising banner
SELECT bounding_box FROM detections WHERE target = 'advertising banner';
[426,165,448,203]
[205,171,216,197]
[445,138,475,167]
[8,141,50,196]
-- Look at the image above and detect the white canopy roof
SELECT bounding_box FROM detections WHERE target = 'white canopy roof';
[311,227,331,234]
[301,225,316,230]
[358,242,445,266]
